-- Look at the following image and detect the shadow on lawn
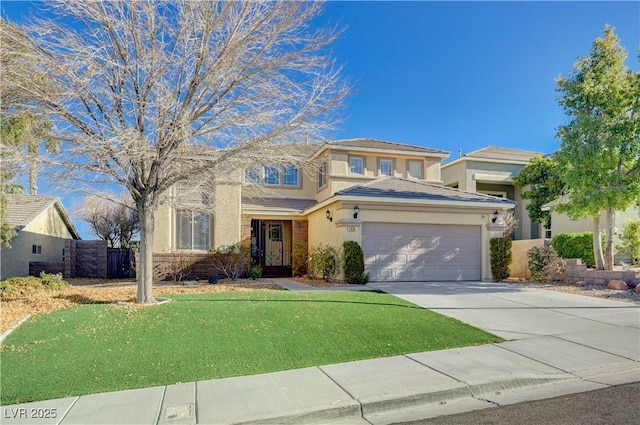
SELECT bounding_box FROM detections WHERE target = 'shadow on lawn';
[54,294,133,305]
[166,292,427,310]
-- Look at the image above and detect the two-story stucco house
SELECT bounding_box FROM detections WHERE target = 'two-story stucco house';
[152,139,515,282]
[441,146,543,240]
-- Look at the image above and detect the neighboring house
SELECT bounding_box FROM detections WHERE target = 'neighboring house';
[541,195,640,262]
[153,139,514,282]
[441,146,543,240]
[1,194,81,280]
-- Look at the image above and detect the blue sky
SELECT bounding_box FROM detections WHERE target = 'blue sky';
[2,1,639,238]
[319,1,639,157]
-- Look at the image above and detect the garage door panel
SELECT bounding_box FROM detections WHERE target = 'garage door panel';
[362,223,481,282]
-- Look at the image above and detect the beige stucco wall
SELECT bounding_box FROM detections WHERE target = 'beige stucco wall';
[1,205,75,279]
[212,183,241,248]
[510,238,546,279]
[153,203,173,253]
[441,159,542,240]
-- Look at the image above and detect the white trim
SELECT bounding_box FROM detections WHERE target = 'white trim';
[443,156,535,168]
[473,172,514,183]
[303,194,515,216]
[310,143,449,160]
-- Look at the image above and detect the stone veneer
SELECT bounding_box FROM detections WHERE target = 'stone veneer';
[291,220,308,276]
[560,259,640,286]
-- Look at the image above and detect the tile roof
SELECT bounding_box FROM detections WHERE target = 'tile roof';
[335,177,516,206]
[2,194,80,238]
[459,146,542,162]
[242,197,317,213]
[3,194,58,227]
[324,139,449,155]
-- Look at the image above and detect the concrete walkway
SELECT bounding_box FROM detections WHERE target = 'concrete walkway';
[1,281,638,424]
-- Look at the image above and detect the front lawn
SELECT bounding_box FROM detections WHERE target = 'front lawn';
[1,290,501,405]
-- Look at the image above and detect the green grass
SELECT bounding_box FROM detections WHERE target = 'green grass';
[0,290,501,405]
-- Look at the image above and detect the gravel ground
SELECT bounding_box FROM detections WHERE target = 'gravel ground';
[505,280,640,305]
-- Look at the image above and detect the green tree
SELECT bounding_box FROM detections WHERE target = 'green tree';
[513,155,564,228]
[0,19,58,195]
[555,26,640,270]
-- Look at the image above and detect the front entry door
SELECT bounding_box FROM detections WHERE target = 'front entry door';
[265,222,284,266]
[250,219,292,277]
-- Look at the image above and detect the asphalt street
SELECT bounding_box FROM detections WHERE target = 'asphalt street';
[403,382,640,425]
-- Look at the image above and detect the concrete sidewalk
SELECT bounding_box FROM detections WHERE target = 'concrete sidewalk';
[2,281,639,425]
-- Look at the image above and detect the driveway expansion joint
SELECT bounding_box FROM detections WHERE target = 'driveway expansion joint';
[316,366,368,423]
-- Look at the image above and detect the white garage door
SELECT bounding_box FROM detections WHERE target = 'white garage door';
[362,223,481,282]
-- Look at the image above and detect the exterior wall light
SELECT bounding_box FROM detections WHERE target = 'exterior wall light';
[492,211,499,223]
[326,210,332,222]
[353,205,360,219]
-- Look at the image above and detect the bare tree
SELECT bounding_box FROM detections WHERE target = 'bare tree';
[2,1,347,303]
[76,195,139,248]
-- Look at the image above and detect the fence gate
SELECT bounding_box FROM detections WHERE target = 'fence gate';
[107,248,135,279]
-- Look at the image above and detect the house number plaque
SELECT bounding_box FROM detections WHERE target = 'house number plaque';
[346,226,356,232]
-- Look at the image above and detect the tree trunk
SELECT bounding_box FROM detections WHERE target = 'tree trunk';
[137,199,157,304]
[593,215,605,270]
[604,208,615,271]
[28,150,37,195]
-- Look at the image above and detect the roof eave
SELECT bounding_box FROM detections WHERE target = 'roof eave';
[303,194,515,215]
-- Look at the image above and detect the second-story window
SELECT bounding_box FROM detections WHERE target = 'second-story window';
[264,165,280,185]
[379,159,393,176]
[318,161,327,188]
[245,167,260,183]
[349,157,364,175]
[407,160,423,179]
[283,165,299,186]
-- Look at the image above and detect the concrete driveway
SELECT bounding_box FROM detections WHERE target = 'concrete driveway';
[370,281,639,338]
[369,281,640,369]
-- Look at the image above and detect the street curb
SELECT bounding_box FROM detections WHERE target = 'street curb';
[0,315,30,343]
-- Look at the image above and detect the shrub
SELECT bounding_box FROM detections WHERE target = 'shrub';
[292,241,308,277]
[39,272,68,290]
[209,244,251,280]
[250,265,263,279]
[616,219,640,265]
[490,237,512,281]
[527,246,566,282]
[551,232,596,267]
[0,273,69,300]
[308,244,341,282]
[343,241,365,285]
[165,251,195,282]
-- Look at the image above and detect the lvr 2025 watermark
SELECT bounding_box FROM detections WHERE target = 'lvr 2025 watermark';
[3,407,57,419]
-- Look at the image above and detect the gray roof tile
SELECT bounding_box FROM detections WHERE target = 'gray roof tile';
[2,194,80,238]
[326,139,449,155]
[335,177,516,205]
[242,197,317,213]
[461,146,541,162]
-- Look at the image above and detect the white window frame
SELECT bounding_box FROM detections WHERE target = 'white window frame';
[175,210,210,251]
[317,160,328,189]
[282,164,300,187]
[264,165,281,186]
[378,158,393,176]
[407,160,423,180]
[32,245,42,255]
[245,167,261,184]
[349,156,364,175]
[479,190,508,198]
